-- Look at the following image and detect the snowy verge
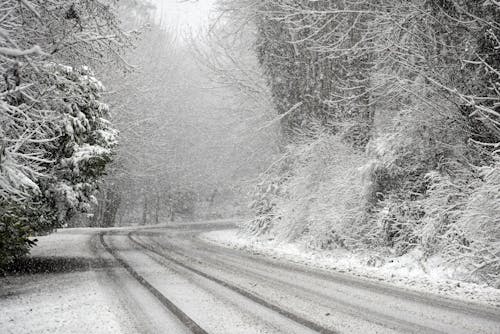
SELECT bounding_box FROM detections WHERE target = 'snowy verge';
[200,229,500,308]
[0,230,137,334]
[0,271,132,334]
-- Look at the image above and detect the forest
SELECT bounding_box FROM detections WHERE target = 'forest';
[235,0,500,286]
[1,0,499,288]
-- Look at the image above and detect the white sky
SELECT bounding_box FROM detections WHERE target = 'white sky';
[152,0,216,34]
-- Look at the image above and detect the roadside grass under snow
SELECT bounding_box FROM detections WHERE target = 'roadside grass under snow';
[200,229,500,308]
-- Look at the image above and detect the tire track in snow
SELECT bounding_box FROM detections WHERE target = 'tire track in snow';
[145,235,442,334]
[99,232,208,334]
[128,232,340,334]
[133,231,500,334]
[193,233,500,322]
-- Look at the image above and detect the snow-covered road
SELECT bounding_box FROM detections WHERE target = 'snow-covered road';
[1,222,499,333]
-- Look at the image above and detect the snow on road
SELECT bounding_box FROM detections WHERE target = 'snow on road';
[201,229,500,308]
[0,229,188,334]
[2,225,499,334]
[109,234,317,334]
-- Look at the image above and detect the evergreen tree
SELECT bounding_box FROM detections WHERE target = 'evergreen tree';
[0,0,126,267]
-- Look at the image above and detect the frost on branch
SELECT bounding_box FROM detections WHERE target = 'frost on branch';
[0,155,41,201]
[0,45,44,57]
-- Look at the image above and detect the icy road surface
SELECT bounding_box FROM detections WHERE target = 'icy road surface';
[1,221,499,334]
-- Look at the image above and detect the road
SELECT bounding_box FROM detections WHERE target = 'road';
[2,222,500,333]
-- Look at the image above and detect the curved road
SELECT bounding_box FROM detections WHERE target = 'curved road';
[93,222,499,334]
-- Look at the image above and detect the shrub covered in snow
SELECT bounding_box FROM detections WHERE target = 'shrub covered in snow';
[419,160,500,285]
[247,125,367,248]
[238,0,500,286]
[247,106,500,285]
[359,105,471,252]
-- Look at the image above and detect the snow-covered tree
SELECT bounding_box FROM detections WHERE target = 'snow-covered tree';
[0,0,125,267]
[219,0,500,285]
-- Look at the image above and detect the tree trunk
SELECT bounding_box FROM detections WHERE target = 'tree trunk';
[155,194,160,224]
[142,194,148,225]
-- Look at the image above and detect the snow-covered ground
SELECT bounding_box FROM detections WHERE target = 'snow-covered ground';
[0,228,194,334]
[0,231,136,334]
[2,225,499,333]
[200,229,500,308]
[0,271,137,334]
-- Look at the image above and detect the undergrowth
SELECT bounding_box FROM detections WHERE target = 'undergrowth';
[247,108,500,286]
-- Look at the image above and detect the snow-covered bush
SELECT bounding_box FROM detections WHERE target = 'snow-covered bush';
[247,125,367,248]
[359,105,471,254]
[457,162,500,284]
[247,175,284,236]
[419,161,500,285]
[358,104,500,284]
